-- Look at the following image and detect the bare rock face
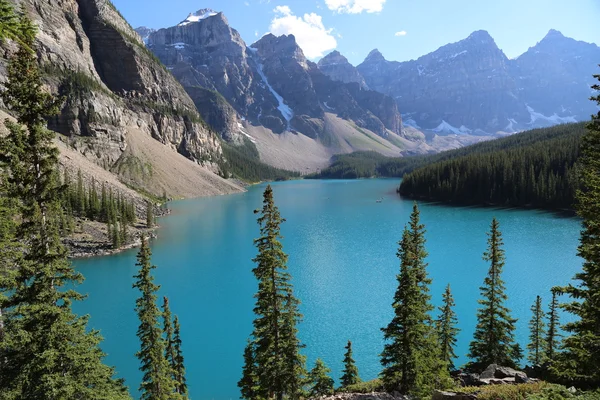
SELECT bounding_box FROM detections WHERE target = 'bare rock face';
[318,50,369,90]
[4,0,223,184]
[141,14,404,141]
[358,30,600,134]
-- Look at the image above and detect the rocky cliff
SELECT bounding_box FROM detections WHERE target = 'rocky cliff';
[356,30,599,134]
[140,11,404,143]
[2,0,240,198]
[317,50,369,90]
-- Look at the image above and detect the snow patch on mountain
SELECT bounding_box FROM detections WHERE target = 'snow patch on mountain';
[504,118,518,132]
[526,106,577,126]
[432,120,468,135]
[254,62,294,128]
[178,9,218,26]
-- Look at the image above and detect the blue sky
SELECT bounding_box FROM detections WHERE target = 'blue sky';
[112,0,600,65]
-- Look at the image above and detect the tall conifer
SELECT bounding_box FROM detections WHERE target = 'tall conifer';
[436,284,459,371]
[554,69,600,386]
[239,185,306,400]
[380,204,448,396]
[308,359,334,397]
[172,315,188,396]
[133,237,175,399]
[340,340,361,388]
[0,11,129,398]
[545,289,560,360]
[527,295,547,366]
[468,218,520,370]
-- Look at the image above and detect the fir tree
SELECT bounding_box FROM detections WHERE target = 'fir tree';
[0,14,129,399]
[147,200,155,228]
[554,69,600,387]
[133,237,175,399]
[172,315,188,396]
[380,204,449,396]
[527,295,547,366]
[308,359,334,398]
[468,218,520,370]
[239,340,259,400]
[163,297,176,375]
[436,284,460,371]
[340,340,361,388]
[545,288,560,360]
[239,185,306,400]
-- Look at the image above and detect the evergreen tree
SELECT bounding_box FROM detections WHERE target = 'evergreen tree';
[0,14,129,399]
[554,69,600,387]
[380,204,449,396]
[340,340,361,388]
[545,289,560,360]
[163,297,176,375]
[308,359,334,397]
[527,295,547,366]
[112,217,121,249]
[239,185,306,400]
[133,237,175,399]
[468,218,520,370]
[172,315,188,396]
[436,284,460,371]
[239,340,259,400]
[147,200,155,228]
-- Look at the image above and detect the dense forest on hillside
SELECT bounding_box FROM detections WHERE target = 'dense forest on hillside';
[310,123,586,183]
[220,138,300,182]
[398,123,586,210]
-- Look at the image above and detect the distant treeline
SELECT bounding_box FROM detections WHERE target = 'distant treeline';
[398,123,586,210]
[220,138,300,182]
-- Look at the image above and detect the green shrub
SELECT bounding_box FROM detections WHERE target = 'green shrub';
[337,378,384,393]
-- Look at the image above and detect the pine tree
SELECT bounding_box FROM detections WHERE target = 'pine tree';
[133,237,175,399]
[545,289,560,360]
[147,200,155,228]
[554,69,600,387]
[239,185,306,400]
[340,340,361,388]
[163,297,176,374]
[468,218,520,370]
[527,295,547,366]
[172,315,188,396]
[239,340,260,400]
[436,284,460,371]
[380,204,449,396]
[308,359,334,397]
[0,14,129,399]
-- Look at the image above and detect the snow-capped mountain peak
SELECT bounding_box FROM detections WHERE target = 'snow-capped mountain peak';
[178,9,218,26]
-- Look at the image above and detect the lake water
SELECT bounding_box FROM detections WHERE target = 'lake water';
[72,179,582,399]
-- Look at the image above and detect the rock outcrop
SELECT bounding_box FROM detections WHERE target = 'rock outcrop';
[140,13,404,142]
[318,50,369,90]
[1,0,238,198]
[357,30,600,134]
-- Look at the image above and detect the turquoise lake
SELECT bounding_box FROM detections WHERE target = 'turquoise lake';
[72,179,582,399]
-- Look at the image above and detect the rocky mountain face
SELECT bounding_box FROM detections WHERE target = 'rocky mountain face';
[355,30,599,134]
[1,0,234,197]
[139,11,403,142]
[317,50,368,90]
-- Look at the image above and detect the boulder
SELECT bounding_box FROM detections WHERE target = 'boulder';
[457,373,481,387]
[433,390,478,400]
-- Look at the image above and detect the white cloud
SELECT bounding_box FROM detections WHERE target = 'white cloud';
[244,1,250,5]
[395,30,407,36]
[255,30,259,37]
[269,6,337,59]
[324,0,386,14]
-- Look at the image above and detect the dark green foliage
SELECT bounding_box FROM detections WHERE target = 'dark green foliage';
[399,123,586,210]
[0,15,129,398]
[239,185,306,400]
[172,316,188,396]
[468,218,520,371]
[380,204,449,396]
[436,284,460,371]
[528,295,547,366]
[308,151,425,179]
[146,200,155,228]
[337,378,384,394]
[340,340,361,388]
[308,358,334,397]
[133,237,175,399]
[546,289,561,360]
[221,139,300,182]
[553,70,600,388]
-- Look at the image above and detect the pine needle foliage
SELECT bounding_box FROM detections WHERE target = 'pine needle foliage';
[340,340,361,388]
[239,185,306,400]
[527,295,547,366]
[308,358,334,398]
[436,284,460,371]
[468,218,520,371]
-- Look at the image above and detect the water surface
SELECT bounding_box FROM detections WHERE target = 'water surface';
[73,179,582,399]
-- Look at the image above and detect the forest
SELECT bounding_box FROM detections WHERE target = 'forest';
[398,123,586,210]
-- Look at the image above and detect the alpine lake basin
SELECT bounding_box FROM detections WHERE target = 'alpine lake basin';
[72,179,582,399]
